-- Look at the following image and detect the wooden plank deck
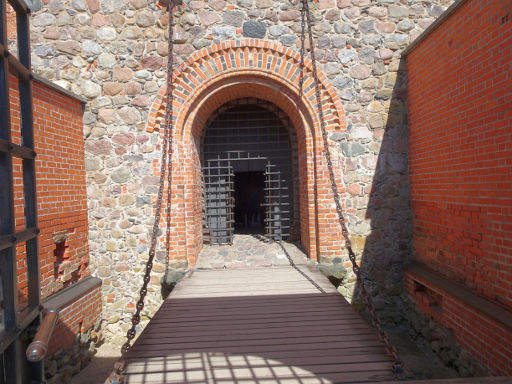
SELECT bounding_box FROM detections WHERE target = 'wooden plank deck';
[122,266,396,383]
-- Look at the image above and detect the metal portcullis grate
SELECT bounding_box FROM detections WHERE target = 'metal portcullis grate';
[203,156,234,245]
[201,99,296,244]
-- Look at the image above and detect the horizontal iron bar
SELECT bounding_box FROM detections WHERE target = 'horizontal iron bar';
[0,306,40,355]
[7,0,30,14]
[4,51,32,82]
[204,179,234,181]
[0,227,39,251]
[16,227,39,243]
[204,140,289,146]
[204,153,268,159]
[262,202,290,206]
[0,139,36,158]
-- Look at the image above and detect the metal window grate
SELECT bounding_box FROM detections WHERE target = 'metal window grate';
[264,163,291,241]
[201,101,296,243]
[203,156,235,245]
[0,0,42,382]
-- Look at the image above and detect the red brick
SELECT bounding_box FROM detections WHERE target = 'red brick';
[407,0,512,375]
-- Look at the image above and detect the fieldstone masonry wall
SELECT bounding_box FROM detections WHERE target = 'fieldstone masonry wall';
[25,0,454,341]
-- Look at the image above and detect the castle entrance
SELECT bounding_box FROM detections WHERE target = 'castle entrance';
[201,98,299,245]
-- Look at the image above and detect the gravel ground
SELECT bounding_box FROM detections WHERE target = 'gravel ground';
[71,343,121,384]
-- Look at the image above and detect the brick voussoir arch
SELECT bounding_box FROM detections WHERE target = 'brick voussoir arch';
[148,39,346,138]
[146,39,347,264]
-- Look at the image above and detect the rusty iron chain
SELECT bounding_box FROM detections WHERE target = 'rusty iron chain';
[300,0,403,375]
[278,241,327,294]
[114,2,175,377]
[298,0,306,95]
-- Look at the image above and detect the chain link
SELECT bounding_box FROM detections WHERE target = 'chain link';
[114,1,175,377]
[298,1,306,95]
[300,0,403,375]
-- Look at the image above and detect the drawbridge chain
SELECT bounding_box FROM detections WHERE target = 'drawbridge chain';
[299,0,404,376]
[113,1,175,378]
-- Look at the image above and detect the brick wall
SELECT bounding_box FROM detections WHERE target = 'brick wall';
[407,0,512,374]
[405,271,512,375]
[9,75,102,354]
[6,3,16,42]
[47,284,102,356]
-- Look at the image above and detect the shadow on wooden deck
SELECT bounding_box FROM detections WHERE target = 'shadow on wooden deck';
[122,267,395,383]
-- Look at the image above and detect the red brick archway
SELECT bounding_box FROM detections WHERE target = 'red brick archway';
[147,40,347,266]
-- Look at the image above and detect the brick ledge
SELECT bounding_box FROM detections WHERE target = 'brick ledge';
[33,74,87,104]
[405,262,512,330]
[42,276,101,312]
[402,0,469,57]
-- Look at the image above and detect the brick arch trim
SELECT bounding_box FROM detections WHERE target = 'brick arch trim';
[147,39,348,263]
[146,39,346,137]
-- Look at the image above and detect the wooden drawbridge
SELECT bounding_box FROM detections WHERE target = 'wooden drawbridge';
[120,266,397,383]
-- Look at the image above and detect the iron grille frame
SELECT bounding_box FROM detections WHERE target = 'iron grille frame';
[201,99,297,244]
[0,0,42,382]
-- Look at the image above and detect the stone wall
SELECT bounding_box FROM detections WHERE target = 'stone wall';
[26,0,454,340]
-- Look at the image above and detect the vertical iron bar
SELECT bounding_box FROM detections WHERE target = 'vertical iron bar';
[0,0,21,381]
[17,8,40,317]
[1,1,42,382]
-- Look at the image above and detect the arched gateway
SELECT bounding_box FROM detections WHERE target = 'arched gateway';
[147,40,347,266]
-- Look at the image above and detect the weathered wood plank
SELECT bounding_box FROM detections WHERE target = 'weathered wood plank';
[124,360,393,375]
[139,323,373,338]
[123,267,393,383]
[159,292,351,308]
[124,353,392,369]
[150,306,365,321]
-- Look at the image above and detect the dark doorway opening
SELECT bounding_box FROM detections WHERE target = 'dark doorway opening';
[234,171,265,234]
[201,98,299,244]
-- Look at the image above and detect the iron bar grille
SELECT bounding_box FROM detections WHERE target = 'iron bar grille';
[203,156,235,245]
[201,102,295,243]
[0,0,42,382]
[264,163,291,241]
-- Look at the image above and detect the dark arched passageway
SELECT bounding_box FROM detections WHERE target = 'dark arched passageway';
[200,98,299,245]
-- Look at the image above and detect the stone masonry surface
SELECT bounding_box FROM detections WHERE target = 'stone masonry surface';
[19,0,456,345]
[195,234,312,269]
